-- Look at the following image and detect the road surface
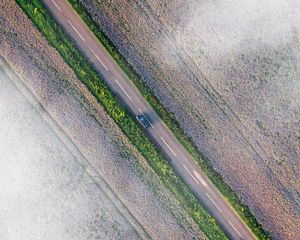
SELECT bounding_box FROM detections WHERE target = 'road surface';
[42,0,257,239]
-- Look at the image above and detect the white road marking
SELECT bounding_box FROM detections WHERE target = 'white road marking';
[205,192,222,213]
[183,164,199,184]
[161,137,177,157]
[91,49,108,71]
[228,220,243,239]
[67,19,85,42]
[193,170,208,187]
[138,108,155,128]
[115,79,132,100]
[51,0,61,12]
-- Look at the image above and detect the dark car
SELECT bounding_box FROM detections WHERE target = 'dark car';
[136,114,151,128]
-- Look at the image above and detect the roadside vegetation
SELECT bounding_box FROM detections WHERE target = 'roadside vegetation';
[66,1,272,239]
[16,0,228,239]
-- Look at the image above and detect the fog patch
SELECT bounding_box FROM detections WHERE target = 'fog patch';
[172,0,300,58]
[0,61,140,240]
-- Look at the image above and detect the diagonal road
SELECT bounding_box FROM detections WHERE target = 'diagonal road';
[42,0,257,239]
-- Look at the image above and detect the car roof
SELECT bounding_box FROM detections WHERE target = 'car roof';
[137,114,150,126]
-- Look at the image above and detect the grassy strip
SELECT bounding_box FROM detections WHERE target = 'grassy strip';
[67,1,272,239]
[16,0,228,239]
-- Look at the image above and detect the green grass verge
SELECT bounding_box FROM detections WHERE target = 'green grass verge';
[16,0,228,239]
[66,1,272,239]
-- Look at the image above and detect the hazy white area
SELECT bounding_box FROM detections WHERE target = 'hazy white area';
[176,0,300,57]
[0,64,140,240]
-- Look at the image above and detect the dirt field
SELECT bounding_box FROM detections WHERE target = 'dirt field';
[0,1,206,239]
[78,0,300,239]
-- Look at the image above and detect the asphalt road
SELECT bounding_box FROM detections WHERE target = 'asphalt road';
[42,0,257,239]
